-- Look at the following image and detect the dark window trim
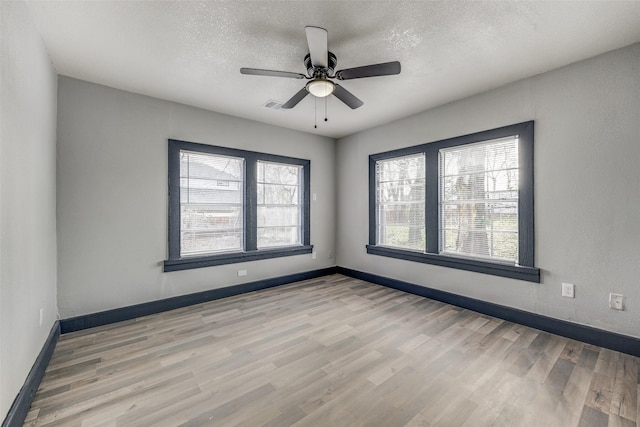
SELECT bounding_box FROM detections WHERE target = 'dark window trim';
[365,245,539,282]
[164,245,313,272]
[368,121,539,283]
[165,139,311,272]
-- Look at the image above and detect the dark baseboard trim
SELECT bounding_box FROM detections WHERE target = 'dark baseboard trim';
[337,267,640,357]
[60,267,338,334]
[2,321,60,427]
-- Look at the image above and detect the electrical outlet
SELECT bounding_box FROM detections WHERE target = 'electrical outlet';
[609,293,624,310]
[312,252,317,260]
[561,282,575,298]
[237,269,247,277]
[39,308,44,326]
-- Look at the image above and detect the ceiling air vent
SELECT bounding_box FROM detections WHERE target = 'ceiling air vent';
[263,99,284,110]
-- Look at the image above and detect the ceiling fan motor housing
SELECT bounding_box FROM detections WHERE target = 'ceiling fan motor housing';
[305,52,337,77]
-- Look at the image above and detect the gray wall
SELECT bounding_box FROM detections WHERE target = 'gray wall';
[336,43,640,338]
[0,1,59,419]
[2,5,638,420]
[56,77,336,318]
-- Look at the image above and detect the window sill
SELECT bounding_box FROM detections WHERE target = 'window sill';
[366,245,540,283]
[164,245,313,272]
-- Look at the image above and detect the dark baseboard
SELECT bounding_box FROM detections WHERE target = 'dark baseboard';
[337,267,640,357]
[60,267,338,334]
[2,321,60,427]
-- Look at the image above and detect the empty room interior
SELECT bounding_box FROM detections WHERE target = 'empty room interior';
[2,1,640,426]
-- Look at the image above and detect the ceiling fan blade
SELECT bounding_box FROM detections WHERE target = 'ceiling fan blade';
[305,26,328,68]
[240,68,306,79]
[281,87,310,109]
[336,61,401,80]
[333,84,363,109]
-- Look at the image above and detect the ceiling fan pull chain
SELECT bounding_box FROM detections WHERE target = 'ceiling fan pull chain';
[325,97,328,122]
[314,96,318,129]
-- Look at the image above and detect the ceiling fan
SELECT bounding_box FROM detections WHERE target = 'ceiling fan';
[240,26,401,110]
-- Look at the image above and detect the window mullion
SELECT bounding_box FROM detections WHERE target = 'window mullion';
[302,161,311,246]
[244,155,258,252]
[168,142,182,259]
[368,156,377,245]
[425,150,439,254]
[518,122,535,267]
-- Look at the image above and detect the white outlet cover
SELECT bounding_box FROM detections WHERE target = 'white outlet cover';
[237,269,247,277]
[561,282,574,298]
[609,293,624,310]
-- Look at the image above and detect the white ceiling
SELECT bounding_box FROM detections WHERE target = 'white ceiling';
[27,1,640,139]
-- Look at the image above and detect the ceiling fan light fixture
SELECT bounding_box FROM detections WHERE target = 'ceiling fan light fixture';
[306,79,335,98]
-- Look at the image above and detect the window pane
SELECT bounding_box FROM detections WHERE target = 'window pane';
[257,161,302,248]
[257,184,299,205]
[439,136,519,262]
[257,226,299,247]
[257,206,300,227]
[180,150,244,256]
[375,154,425,251]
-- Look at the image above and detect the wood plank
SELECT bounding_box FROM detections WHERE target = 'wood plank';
[578,405,610,427]
[611,354,639,420]
[586,372,616,413]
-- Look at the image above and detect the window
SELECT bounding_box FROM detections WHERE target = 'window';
[180,151,244,256]
[257,161,303,249]
[165,140,311,272]
[375,154,425,251]
[368,121,539,282]
[439,137,519,262]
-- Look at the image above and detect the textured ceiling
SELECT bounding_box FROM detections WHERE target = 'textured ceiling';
[27,1,640,139]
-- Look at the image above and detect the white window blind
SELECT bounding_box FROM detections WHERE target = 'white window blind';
[180,150,244,256]
[257,161,302,248]
[375,153,426,251]
[439,136,519,262]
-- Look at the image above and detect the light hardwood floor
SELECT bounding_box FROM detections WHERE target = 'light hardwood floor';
[25,274,639,426]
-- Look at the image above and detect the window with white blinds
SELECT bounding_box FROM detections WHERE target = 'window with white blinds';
[440,137,519,262]
[257,161,302,248]
[180,151,244,256]
[375,154,425,251]
[367,121,538,282]
[165,139,312,272]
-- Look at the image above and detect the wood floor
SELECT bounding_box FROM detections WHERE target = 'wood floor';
[25,274,639,426]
